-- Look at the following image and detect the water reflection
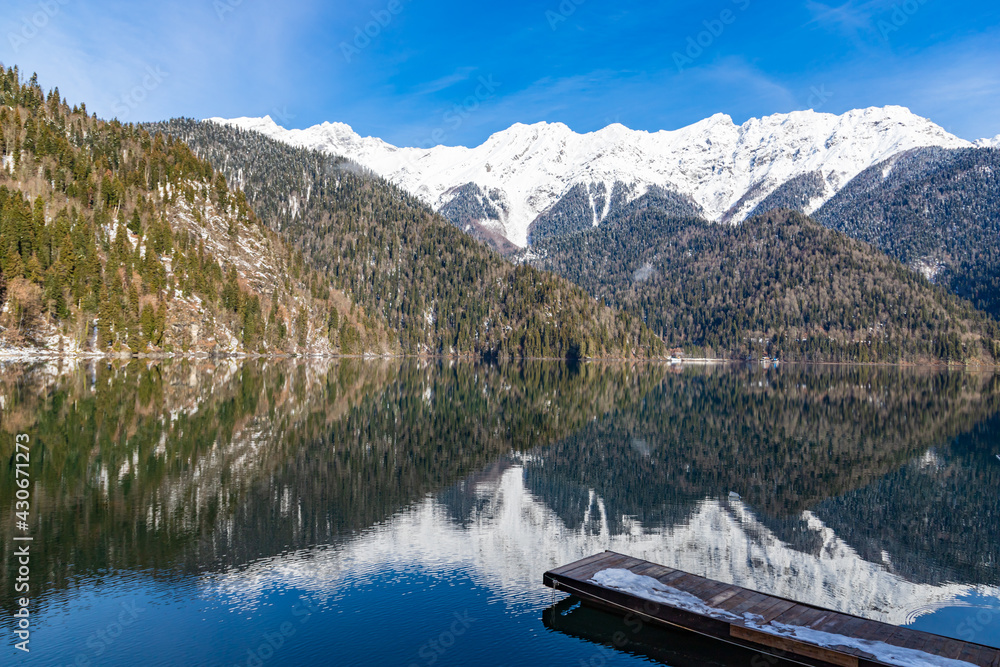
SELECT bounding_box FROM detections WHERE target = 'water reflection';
[542,596,799,667]
[1,360,998,664]
[0,358,657,618]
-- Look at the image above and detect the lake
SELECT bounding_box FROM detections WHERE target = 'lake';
[2,359,999,666]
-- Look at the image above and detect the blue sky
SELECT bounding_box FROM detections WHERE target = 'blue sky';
[1,0,998,146]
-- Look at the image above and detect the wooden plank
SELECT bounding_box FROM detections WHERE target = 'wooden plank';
[615,555,648,572]
[806,612,837,630]
[705,586,741,608]
[823,615,868,641]
[757,598,798,624]
[856,620,896,644]
[624,561,661,578]
[565,553,630,581]
[786,607,830,629]
[634,562,676,581]
[547,551,610,577]
[771,604,816,627]
[646,562,679,578]
[554,553,614,580]
[814,611,852,634]
[696,580,736,603]
[964,645,994,667]
[715,589,757,612]
[751,596,791,620]
[972,645,996,667]
[848,620,883,642]
[730,625,859,667]
[920,635,951,662]
[681,577,724,601]
[666,572,707,592]
[659,569,689,585]
[729,592,771,616]
[882,624,913,648]
[904,630,932,654]
[933,636,968,660]
[662,573,703,595]
[957,644,984,665]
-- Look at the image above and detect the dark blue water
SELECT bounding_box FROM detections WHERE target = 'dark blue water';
[3,360,999,665]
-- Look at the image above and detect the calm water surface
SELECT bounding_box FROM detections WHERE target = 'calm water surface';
[1,360,998,666]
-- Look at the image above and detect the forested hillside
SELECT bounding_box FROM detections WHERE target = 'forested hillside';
[150,118,663,359]
[0,66,392,355]
[528,207,1000,363]
[0,358,661,600]
[812,147,1000,318]
[526,182,704,247]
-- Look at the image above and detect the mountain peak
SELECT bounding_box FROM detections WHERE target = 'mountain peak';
[491,120,574,138]
[706,111,735,124]
[213,107,971,248]
[976,134,1000,148]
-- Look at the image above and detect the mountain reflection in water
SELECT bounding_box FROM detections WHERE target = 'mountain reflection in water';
[1,359,998,665]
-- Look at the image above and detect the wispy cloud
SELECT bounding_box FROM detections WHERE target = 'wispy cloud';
[375,59,800,146]
[411,67,478,96]
[785,27,1000,139]
[806,0,876,31]
[802,0,905,47]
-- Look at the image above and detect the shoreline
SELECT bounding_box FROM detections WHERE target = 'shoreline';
[0,349,995,370]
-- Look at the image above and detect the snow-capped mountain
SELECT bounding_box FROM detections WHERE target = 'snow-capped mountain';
[210,107,973,248]
[977,134,1000,148]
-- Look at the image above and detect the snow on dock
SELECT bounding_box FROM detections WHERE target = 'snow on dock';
[544,551,1000,667]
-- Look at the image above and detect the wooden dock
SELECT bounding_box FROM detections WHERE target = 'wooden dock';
[544,551,1000,667]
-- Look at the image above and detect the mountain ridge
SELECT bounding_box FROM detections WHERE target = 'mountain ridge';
[211,106,980,248]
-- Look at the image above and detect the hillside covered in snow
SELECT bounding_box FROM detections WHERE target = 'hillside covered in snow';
[212,106,976,248]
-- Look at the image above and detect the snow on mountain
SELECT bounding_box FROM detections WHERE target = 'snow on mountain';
[218,463,992,627]
[210,107,971,248]
[976,134,1000,148]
